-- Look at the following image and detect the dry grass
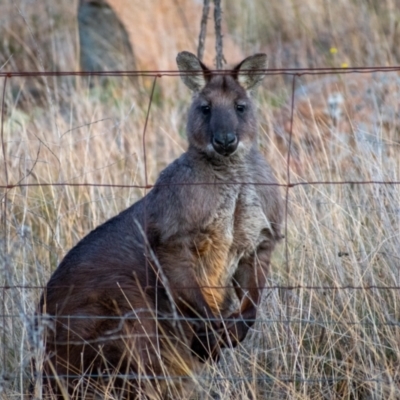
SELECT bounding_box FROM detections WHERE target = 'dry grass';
[1,0,400,399]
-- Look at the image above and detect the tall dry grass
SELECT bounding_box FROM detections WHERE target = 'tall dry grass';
[1,0,400,399]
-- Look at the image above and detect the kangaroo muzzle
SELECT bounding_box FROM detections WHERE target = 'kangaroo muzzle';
[212,132,238,156]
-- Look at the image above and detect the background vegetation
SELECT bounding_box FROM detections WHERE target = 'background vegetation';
[1,0,400,398]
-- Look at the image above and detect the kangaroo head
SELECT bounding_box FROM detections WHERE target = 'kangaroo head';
[176,51,267,158]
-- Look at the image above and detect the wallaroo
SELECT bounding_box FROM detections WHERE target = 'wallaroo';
[32,51,283,399]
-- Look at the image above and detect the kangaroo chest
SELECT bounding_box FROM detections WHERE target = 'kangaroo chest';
[194,184,270,312]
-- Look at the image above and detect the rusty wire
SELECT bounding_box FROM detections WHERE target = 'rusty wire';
[1,65,400,390]
[1,65,400,78]
[1,65,400,307]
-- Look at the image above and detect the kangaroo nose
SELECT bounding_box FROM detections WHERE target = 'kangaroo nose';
[213,132,236,146]
[212,132,238,156]
[225,132,236,145]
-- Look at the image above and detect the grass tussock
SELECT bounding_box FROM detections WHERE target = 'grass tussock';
[1,0,400,399]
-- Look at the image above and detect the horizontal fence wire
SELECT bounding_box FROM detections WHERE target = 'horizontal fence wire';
[1,285,400,290]
[1,65,400,77]
[2,314,400,327]
[1,181,400,190]
[1,65,400,394]
[2,374,395,385]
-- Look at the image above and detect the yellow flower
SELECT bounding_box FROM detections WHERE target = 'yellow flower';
[341,62,349,68]
[330,47,338,54]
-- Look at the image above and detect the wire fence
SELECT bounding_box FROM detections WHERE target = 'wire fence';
[1,65,400,398]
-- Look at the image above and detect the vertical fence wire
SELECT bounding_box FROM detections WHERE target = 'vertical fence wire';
[142,76,158,287]
[284,73,297,377]
[1,75,9,258]
[1,75,9,385]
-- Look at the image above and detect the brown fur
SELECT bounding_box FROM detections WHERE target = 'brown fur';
[33,52,283,399]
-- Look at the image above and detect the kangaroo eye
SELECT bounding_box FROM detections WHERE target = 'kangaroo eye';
[201,105,211,115]
[236,104,246,113]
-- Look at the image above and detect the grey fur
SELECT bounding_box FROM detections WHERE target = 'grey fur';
[36,51,283,399]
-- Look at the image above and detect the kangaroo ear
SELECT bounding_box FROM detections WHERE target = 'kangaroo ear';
[176,51,209,92]
[234,53,267,91]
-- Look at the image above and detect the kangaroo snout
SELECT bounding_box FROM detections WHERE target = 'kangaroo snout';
[212,131,238,156]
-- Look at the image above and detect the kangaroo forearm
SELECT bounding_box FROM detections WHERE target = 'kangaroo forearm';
[222,243,272,346]
[235,246,272,310]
